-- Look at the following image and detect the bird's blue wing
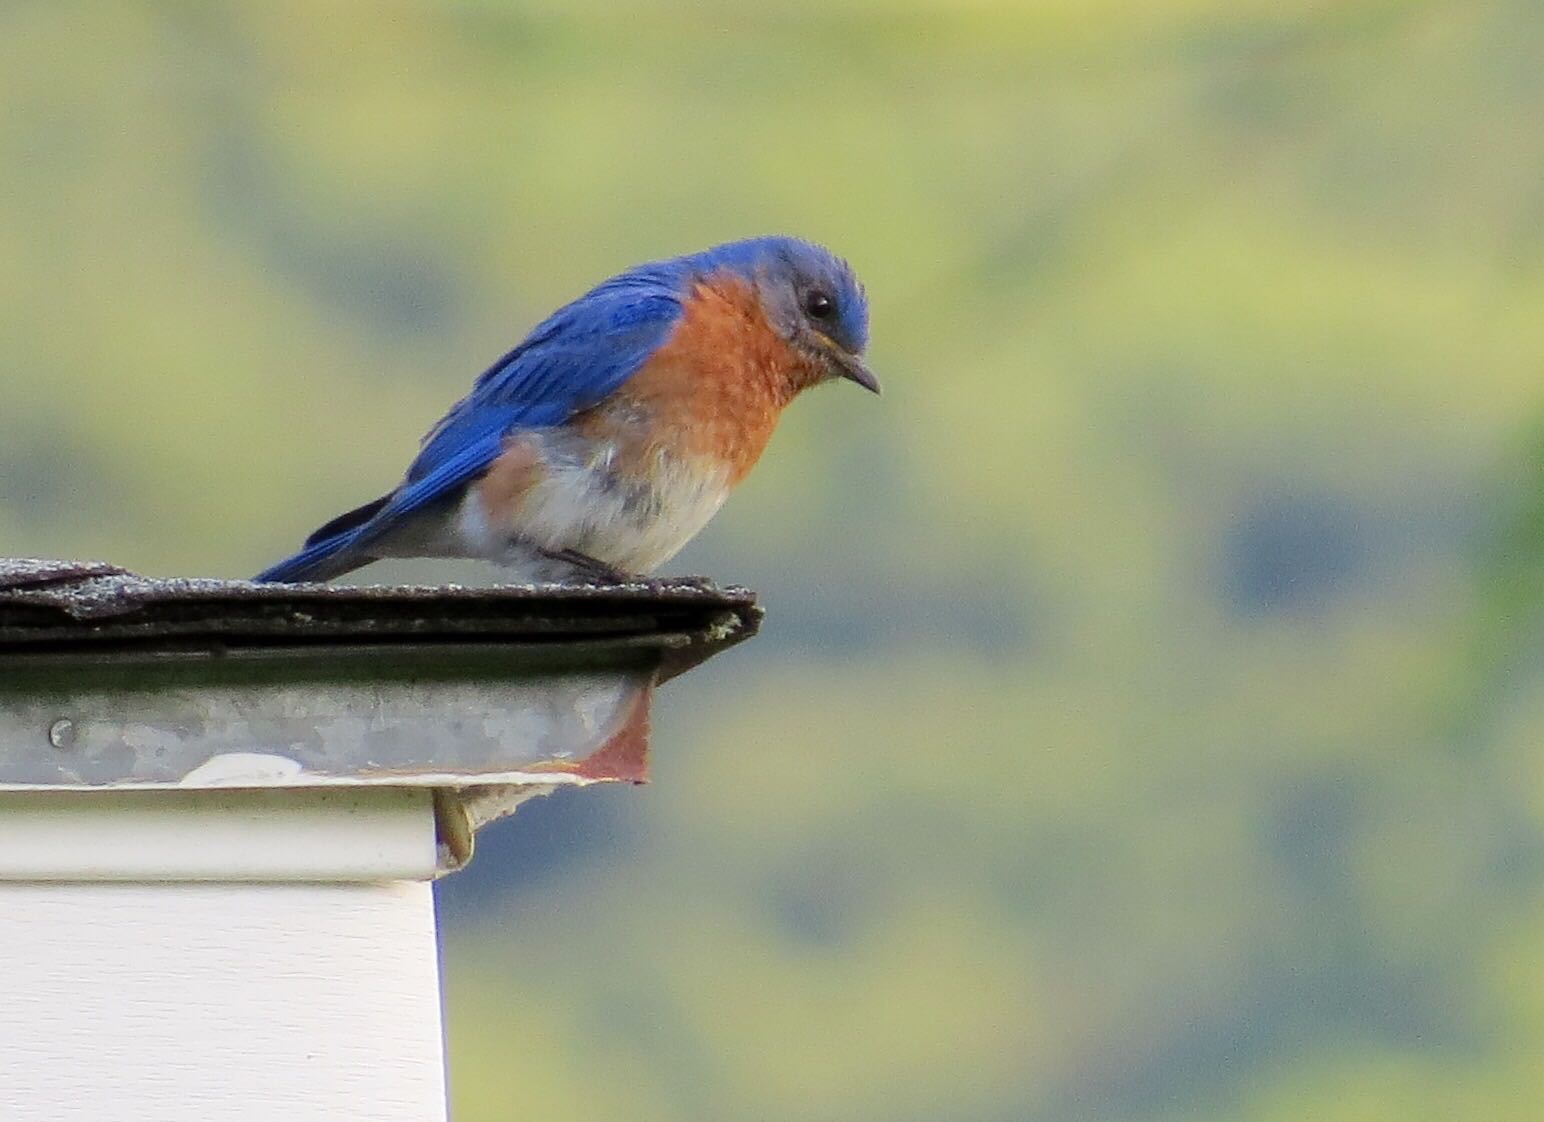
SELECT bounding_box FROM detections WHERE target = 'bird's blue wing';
[391,281,683,521]
[252,275,682,581]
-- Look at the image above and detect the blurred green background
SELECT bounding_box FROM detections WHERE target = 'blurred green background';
[6,1,1544,1118]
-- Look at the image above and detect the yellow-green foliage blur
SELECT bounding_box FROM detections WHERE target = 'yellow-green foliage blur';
[6,1,1544,1118]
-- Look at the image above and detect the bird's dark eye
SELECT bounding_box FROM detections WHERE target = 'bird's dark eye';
[804,290,835,320]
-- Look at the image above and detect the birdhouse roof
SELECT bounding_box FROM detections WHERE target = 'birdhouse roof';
[0,559,760,866]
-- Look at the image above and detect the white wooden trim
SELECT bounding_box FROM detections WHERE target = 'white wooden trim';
[0,880,447,1122]
[0,789,439,881]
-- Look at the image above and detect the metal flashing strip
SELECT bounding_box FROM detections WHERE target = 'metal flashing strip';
[0,656,655,789]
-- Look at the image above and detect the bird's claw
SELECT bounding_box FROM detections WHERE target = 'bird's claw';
[540,549,633,584]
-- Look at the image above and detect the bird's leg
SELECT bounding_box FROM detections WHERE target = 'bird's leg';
[539,548,634,583]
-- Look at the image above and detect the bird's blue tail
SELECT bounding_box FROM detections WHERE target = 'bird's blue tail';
[252,534,373,583]
[253,494,390,583]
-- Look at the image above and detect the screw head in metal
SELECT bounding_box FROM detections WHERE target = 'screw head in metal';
[48,718,77,750]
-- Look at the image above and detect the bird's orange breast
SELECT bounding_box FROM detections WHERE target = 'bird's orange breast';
[578,272,823,486]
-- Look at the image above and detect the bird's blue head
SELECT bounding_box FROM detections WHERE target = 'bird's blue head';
[693,236,878,393]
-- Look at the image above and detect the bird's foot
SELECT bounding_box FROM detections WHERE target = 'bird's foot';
[538,549,634,584]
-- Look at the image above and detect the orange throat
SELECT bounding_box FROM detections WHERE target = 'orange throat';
[585,273,825,485]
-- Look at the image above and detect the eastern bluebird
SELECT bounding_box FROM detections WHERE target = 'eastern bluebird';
[254,236,877,584]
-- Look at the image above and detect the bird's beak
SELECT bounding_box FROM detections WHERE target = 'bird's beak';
[830,348,881,395]
[810,330,881,394]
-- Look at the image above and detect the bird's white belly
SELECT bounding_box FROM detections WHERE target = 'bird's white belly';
[453,439,731,575]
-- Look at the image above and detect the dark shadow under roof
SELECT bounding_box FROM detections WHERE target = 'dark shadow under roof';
[0,558,760,681]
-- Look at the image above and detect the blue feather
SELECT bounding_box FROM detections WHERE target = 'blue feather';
[253,275,683,582]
